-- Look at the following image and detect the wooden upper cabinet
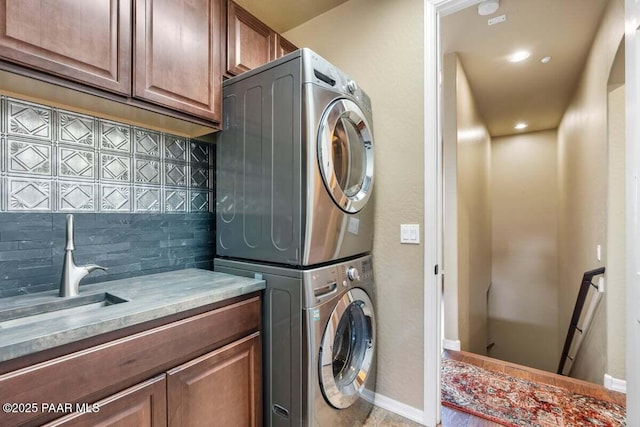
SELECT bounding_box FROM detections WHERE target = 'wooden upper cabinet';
[167,332,262,427]
[226,0,273,76]
[0,0,132,95]
[134,0,223,123]
[225,1,297,76]
[275,35,297,59]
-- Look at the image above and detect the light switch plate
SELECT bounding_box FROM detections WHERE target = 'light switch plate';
[400,224,420,244]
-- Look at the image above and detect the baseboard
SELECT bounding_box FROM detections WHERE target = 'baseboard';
[442,339,461,351]
[364,390,425,424]
[604,374,627,394]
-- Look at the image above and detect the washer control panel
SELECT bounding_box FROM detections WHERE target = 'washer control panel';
[347,266,360,282]
[303,255,373,308]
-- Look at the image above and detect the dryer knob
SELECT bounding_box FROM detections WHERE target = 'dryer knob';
[347,267,360,282]
[347,80,357,94]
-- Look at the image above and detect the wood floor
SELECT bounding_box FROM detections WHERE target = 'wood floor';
[438,350,626,427]
[363,350,626,426]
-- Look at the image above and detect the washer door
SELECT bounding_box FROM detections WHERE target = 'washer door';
[319,288,376,409]
[318,98,374,213]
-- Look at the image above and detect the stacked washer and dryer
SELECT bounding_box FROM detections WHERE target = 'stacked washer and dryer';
[214,49,376,426]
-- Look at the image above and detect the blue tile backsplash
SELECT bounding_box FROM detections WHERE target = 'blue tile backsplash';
[0,213,216,297]
[0,96,216,298]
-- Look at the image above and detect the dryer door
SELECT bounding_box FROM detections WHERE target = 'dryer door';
[319,288,376,409]
[318,98,374,213]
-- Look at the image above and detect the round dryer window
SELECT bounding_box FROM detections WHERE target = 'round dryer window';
[319,288,376,409]
[318,98,374,213]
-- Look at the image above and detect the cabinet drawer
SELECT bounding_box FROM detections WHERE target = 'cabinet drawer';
[0,295,260,426]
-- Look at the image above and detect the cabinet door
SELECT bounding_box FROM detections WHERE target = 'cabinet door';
[0,0,131,94]
[167,332,262,427]
[43,375,167,427]
[134,0,223,123]
[275,35,297,59]
[226,0,273,76]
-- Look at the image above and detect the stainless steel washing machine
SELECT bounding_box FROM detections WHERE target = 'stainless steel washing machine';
[307,260,377,426]
[214,255,377,426]
[216,48,375,267]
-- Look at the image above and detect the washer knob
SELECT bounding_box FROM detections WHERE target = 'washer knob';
[347,80,357,94]
[347,267,360,282]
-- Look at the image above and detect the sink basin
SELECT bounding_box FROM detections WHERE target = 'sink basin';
[0,293,128,329]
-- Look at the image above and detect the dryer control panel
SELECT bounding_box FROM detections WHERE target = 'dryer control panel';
[301,48,373,117]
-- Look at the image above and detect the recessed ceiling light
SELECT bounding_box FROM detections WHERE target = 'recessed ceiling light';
[541,56,552,64]
[508,50,531,63]
[478,0,499,16]
[514,122,528,130]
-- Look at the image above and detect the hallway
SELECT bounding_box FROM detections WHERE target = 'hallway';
[440,350,626,426]
[363,350,625,426]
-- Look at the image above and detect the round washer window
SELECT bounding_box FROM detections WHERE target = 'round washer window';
[319,288,376,409]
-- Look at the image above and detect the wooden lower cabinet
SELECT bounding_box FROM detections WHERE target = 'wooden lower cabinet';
[44,375,167,427]
[167,332,261,426]
[44,334,262,427]
[0,294,262,427]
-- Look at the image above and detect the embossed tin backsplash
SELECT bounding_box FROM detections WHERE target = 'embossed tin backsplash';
[0,96,213,213]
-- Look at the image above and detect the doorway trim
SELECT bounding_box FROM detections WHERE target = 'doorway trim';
[423,1,482,425]
[624,0,640,424]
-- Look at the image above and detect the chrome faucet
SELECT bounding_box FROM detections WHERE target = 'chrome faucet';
[59,214,108,297]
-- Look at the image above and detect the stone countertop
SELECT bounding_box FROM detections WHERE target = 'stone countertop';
[0,269,265,363]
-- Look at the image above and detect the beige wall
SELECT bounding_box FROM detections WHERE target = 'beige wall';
[557,0,624,383]
[490,130,559,371]
[449,56,492,355]
[285,0,425,408]
[606,83,626,379]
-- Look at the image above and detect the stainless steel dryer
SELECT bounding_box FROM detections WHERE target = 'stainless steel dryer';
[216,48,375,267]
[214,255,376,427]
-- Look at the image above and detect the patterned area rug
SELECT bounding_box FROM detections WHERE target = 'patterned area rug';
[441,359,626,426]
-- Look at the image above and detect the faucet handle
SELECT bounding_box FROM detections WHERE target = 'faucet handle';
[85,264,108,274]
